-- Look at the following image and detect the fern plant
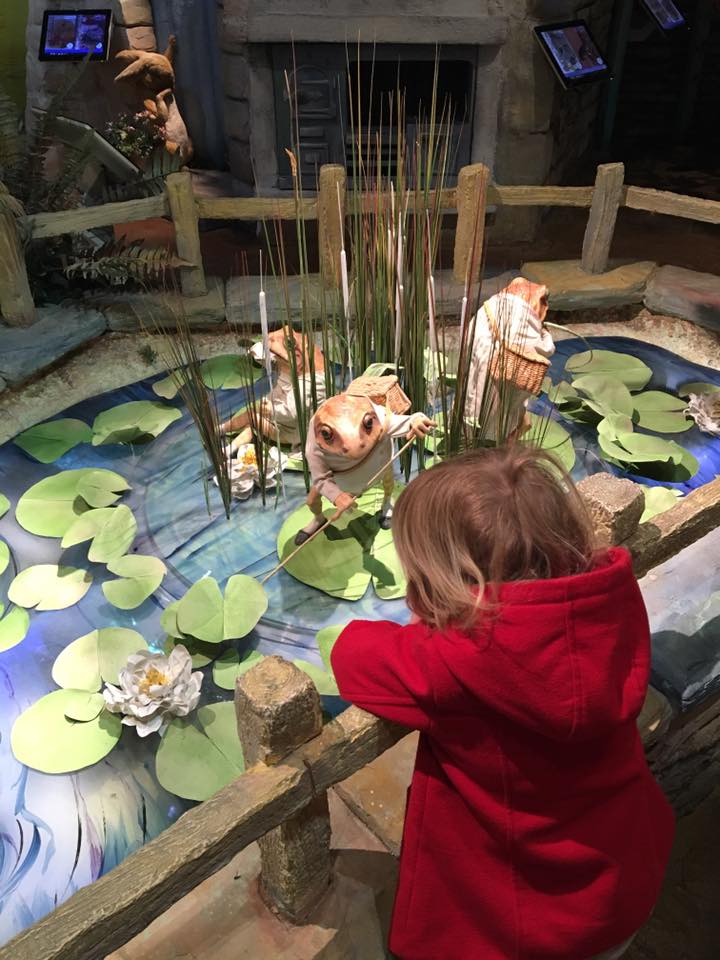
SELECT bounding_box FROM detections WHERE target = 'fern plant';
[65,238,189,285]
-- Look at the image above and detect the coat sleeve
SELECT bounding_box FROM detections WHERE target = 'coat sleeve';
[330,619,435,731]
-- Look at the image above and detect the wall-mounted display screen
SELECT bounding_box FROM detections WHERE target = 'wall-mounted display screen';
[640,0,686,31]
[39,9,112,61]
[534,20,609,89]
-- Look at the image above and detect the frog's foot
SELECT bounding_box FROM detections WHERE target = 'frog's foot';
[294,515,328,546]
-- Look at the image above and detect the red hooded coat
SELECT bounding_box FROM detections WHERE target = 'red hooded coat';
[331,548,675,960]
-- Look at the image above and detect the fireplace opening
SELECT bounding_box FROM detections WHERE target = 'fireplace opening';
[271,45,476,189]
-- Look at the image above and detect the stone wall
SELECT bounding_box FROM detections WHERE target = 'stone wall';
[25,0,156,132]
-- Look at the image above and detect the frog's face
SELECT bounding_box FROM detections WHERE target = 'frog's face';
[507,277,549,324]
[313,395,382,460]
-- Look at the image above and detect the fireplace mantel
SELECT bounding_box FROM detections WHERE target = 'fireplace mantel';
[246,13,509,45]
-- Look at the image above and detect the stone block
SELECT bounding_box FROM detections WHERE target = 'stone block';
[644,265,720,334]
[0,305,107,386]
[577,472,645,546]
[104,276,227,330]
[227,136,253,184]
[502,28,554,135]
[219,0,249,52]
[235,656,323,766]
[521,259,656,310]
[115,0,154,27]
[224,99,250,142]
[222,50,250,100]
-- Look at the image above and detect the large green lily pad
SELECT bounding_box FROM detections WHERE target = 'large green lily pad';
[224,575,268,640]
[172,575,268,645]
[62,505,137,563]
[0,607,30,653]
[631,391,692,433]
[572,374,634,418]
[598,431,698,482]
[92,401,181,446]
[9,564,92,611]
[13,418,92,463]
[102,554,167,609]
[15,468,129,537]
[276,484,407,601]
[212,648,264,690]
[316,625,345,671]
[52,627,148,690]
[640,487,683,524]
[201,355,263,390]
[152,371,181,400]
[565,349,652,391]
[177,578,225,644]
[293,659,340,696]
[11,689,122,773]
[156,701,244,802]
[524,414,576,473]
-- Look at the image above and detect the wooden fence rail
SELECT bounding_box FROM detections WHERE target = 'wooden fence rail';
[2,473,719,960]
[5,160,720,328]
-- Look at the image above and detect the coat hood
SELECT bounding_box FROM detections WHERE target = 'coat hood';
[438,548,650,742]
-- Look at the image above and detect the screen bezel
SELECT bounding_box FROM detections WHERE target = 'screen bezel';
[39,9,113,62]
[533,20,610,90]
[638,0,687,32]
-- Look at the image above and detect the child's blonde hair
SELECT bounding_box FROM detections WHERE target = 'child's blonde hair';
[392,445,596,630]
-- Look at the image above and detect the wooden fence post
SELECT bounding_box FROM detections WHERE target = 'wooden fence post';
[453,163,490,284]
[317,164,347,288]
[0,184,36,327]
[581,162,625,274]
[165,170,207,297]
[235,656,332,921]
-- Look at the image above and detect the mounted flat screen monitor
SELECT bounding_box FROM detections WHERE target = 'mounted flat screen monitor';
[640,0,686,31]
[39,9,112,61]
[534,21,609,89]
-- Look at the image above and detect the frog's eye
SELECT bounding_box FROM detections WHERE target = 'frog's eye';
[362,413,376,434]
[319,426,334,444]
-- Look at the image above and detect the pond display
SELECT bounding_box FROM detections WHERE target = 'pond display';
[1,336,719,945]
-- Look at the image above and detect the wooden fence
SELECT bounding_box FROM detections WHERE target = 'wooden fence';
[4,160,720,327]
[2,473,720,960]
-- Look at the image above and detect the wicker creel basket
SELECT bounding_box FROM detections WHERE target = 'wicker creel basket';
[346,374,411,414]
[485,306,549,397]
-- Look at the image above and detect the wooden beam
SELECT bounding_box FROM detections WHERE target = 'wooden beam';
[0,186,36,326]
[196,196,318,221]
[624,186,720,225]
[0,707,405,960]
[24,195,169,239]
[165,170,206,297]
[316,164,346,288]
[452,163,490,284]
[489,185,594,207]
[581,162,625,274]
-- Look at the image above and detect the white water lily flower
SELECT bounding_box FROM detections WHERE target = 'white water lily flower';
[103,645,202,737]
[216,443,288,500]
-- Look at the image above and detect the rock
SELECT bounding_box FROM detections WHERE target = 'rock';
[521,260,656,310]
[102,276,226,330]
[644,265,720,333]
[0,305,106,385]
[577,473,645,547]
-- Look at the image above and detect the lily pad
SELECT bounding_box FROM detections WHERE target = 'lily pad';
[161,601,183,639]
[0,541,9,576]
[317,625,345,671]
[201,355,262,390]
[598,432,698,482]
[13,418,92,463]
[212,648,264,690]
[544,379,580,408]
[676,381,720,398]
[102,554,167,609]
[0,607,30,653]
[53,627,148,690]
[64,692,106,723]
[9,564,92,611]
[276,484,407,601]
[62,505,137,563]
[92,400,182,446]
[0,493,8,518]
[16,468,129,537]
[524,414,576,473]
[11,689,122,774]
[641,487,683,524]
[632,392,692,433]
[164,636,223,668]
[572,374,634,418]
[156,702,244,802]
[224,574,268,640]
[177,577,225,644]
[293,659,340,696]
[152,372,181,400]
[565,349,652,391]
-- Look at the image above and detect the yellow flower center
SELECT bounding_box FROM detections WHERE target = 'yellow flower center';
[139,667,169,693]
[241,448,257,466]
